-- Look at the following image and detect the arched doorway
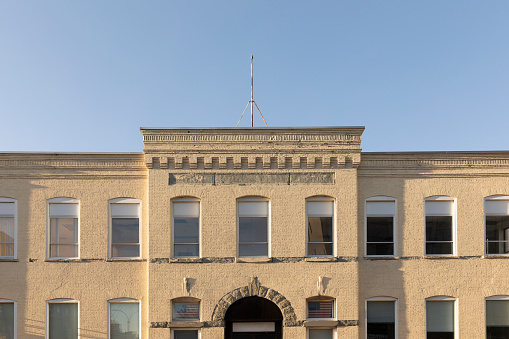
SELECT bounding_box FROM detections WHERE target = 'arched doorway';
[224,296,283,339]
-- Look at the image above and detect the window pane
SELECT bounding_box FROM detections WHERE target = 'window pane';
[50,218,78,244]
[173,202,199,217]
[0,202,15,215]
[49,203,78,217]
[174,330,199,339]
[0,217,14,257]
[309,329,333,339]
[367,243,394,256]
[110,303,139,339]
[308,300,334,318]
[426,216,452,242]
[174,217,199,244]
[111,204,140,217]
[173,302,200,321]
[239,217,267,243]
[308,217,332,243]
[486,200,509,215]
[174,244,199,257]
[49,303,78,339]
[366,201,395,215]
[0,303,14,339]
[487,300,509,326]
[50,244,78,258]
[486,216,509,254]
[307,243,333,256]
[367,301,395,339]
[111,245,140,257]
[426,243,452,255]
[112,218,139,243]
[238,201,268,217]
[426,301,454,332]
[367,217,393,242]
[239,244,268,257]
[307,201,333,215]
[425,201,453,215]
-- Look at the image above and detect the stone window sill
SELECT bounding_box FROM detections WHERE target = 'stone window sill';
[304,320,338,327]
[305,257,336,262]
[236,257,272,263]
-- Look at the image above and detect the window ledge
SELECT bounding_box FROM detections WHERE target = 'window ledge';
[0,258,18,262]
[236,257,272,263]
[304,320,338,327]
[424,255,458,259]
[168,321,204,328]
[106,258,146,262]
[169,258,203,263]
[45,258,81,262]
[484,255,509,259]
[305,257,336,262]
[364,256,398,260]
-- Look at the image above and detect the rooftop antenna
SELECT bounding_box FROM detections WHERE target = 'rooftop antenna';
[236,54,268,127]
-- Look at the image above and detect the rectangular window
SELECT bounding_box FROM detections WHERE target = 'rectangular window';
[307,198,334,256]
[425,199,454,255]
[173,330,199,339]
[49,201,79,258]
[426,300,454,339]
[238,198,269,257]
[487,299,509,338]
[366,199,395,256]
[173,301,200,321]
[110,200,140,258]
[485,198,509,255]
[308,300,334,319]
[173,199,200,258]
[110,301,139,339]
[367,300,396,339]
[0,301,15,339]
[0,200,16,258]
[48,302,78,338]
[309,329,333,339]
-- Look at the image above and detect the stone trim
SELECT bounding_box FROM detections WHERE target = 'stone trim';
[168,172,336,185]
[210,277,299,327]
[150,257,358,264]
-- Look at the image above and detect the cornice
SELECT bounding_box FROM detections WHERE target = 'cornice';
[0,153,146,171]
[359,152,509,171]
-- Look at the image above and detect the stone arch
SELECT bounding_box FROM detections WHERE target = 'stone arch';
[211,277,298,327]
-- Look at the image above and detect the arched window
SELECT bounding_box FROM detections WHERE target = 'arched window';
[0,198,17,258]
[485,196,509,255]
[426,296,456,339]
[47,198,79,259]
[365,196,396,257]
[366,297,397,339]
[47,299,78,338]
[486,295,509,338]
[109,198,141,259]
[425,196,456,256]
[109,298,140,339]
[237,197,270,257]
[306,196,335,257]
[172,197,200,258]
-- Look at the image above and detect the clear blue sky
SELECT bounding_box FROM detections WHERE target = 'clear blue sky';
[1,1,508,152]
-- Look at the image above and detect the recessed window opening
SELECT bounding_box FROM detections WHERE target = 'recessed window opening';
[366,197,396,256]
[172,298,200,322]
[307,197,334,257]
[486,296,509,338]
[47,299,78,339]
[308,328,335,339]
[172,329,199,339]
[109,298,140,339]
[237,197,269,257]
[367,298,396,339]
[307,297,334,319]
[172,198,200,258]
[425,197,455,255]
[0,198,16,258]
[426,297,455,339]
[0,299,16,339]
[48,198,79,259]
[110,199,141,259]
[485,196,509,255]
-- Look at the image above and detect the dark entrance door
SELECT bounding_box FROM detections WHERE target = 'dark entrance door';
[225,296,283,339]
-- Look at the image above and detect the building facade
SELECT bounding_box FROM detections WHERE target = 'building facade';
[1,127,509,339]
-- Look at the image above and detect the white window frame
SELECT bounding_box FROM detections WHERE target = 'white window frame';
[172,197,201,258]
[425,296,458,339]
[365,196,397,257]
[109,198,141,259]
[47,198,80,259]
[0,197,17,259]
[484,195,509,256]
[424,196,456,256]
[485,295,509,339]
[306,296,336,320]
[306,327,337,339]
[365,297,398,339]
[171,328,201,339]
[108,298,140,339]
[46,298,79,339]
[237,196,270,258]
[0,299,17,338]
[306,196,336,257]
